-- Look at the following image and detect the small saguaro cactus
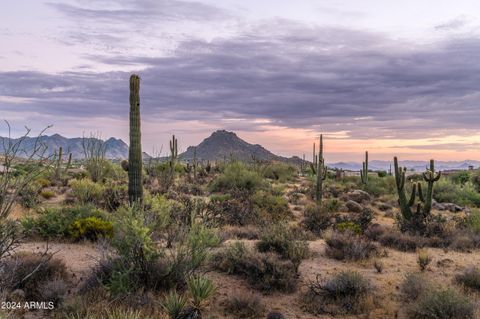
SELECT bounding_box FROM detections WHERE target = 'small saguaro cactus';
[394,157,441,232]
[360,151,369,185]
[310,135,327,205]
[169,134,178,169]
[128,74,143,204]
[54,146,72,181]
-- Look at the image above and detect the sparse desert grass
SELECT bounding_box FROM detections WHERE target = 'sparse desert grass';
[455,266,480,292]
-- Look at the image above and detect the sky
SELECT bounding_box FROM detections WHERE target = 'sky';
[1,0,480,162]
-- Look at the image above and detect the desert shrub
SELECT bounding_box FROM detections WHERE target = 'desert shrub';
[434,179,480,207]
[36,177,51,188]
[365,223,386,241]
[21,205,108,240]
[103,182,128,211]
[103,206,219,296]
[464,210,480,233]
[450,171,471,186]
[68,217,114,241]
[455,267,480,292]
[256,223,309,270]
[207,191,256,226]
[220,226,259,240]
[213,242,298,293]
[39,279,68,307]
[261,163,297,182]
[17,182,41,208]
[401,273,431,301]
[209,161,266,193]
[69,178,105,204]
[325,231,378,261]
[252,190,292,223]
[407,288,475,319]
[337,221,362,234]
[303,204,335,235]
[417,249,432,271]
[1,252,68,301]
[40,189,56,199]
[377,171,387,178]
[361,175,396,197]
[379,231,425,252]
[223,293,265,319]
[304,271,373,315]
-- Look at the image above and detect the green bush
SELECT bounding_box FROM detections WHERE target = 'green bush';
[464,210,480,233]
[256,223,309,270]
[68,217,114,241]
[209,162,266,193]
[261,163,297,182]
[40,190,56,199]
[70,178,105,204]
[21,205,108,240]
[337,221,362,234]
[434,179,480,207]
[361,175,396,197]
[252,190,292,222]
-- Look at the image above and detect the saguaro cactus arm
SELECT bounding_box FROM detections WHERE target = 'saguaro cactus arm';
[360,151,369,185]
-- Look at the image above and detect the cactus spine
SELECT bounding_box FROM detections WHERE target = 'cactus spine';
[360,151,369,185]
[394,157,441,232]
[311,135,327,205]
[128,74,143,204]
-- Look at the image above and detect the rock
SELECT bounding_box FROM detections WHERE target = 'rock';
[344,190,371,204]
[346,200,363,213]
[443,203,463,212]
[432,200,463,212]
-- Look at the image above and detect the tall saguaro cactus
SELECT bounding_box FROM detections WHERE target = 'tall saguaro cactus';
[54,147,72,181]
[128,74,143,204]
[394,157,441,232]
[310,135,327,205]
[360,151,369,185]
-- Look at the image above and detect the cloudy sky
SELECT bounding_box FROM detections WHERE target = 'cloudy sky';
[1,0,480,161]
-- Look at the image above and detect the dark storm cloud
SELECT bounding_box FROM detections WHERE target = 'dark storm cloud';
[1,23,480,140]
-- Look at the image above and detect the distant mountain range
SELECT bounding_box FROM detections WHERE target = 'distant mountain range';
[327,160,480,172]
[1,130,478,171]
[0,134,129,160]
